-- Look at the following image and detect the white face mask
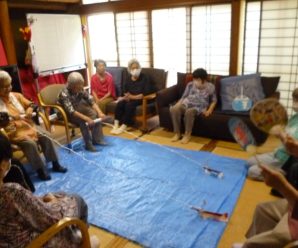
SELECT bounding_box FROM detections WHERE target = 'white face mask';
[293,102,298,112]
[130,68,141,78]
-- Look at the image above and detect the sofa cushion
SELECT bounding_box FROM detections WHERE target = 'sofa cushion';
[142,68,167,92]
[261,76,280,97]
[220,73,265,111]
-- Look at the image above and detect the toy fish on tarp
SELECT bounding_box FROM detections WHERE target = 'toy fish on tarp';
[191,206,229,222]
[203,166,224,178]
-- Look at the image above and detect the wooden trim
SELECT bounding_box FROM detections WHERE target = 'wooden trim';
[80,0,233,15]
[229,0,241,75]
[0,0,17,64]
[200,140,218,152]
[8,0,69,11]
[81,15,93,82]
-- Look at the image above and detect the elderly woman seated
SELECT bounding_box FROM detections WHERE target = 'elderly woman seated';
[0,133,100,247]
[0,70,66,181]
[58,72,106,152]
[91,59,116,114]
[111,58,153,135]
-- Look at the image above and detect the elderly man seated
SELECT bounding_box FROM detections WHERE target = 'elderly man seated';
[58,72,106,152]
[0,70,67,181]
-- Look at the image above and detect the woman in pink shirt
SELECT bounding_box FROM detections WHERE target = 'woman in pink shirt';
[90,59,116,114]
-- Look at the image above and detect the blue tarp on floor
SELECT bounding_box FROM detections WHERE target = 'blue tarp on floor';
[34,136,247,248]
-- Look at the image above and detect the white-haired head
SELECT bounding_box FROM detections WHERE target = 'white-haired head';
[67,72,84,87]
[127,58,141,71]
[127,59,142,79]
[0,70,12,87]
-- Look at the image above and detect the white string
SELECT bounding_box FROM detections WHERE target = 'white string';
[22,119,223,216]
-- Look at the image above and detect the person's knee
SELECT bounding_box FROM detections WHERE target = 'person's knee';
[184,108,196,118]
[247,166,263,181]
[20,139,39,150]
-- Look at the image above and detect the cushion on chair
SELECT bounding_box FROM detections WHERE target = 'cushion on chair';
[142,68,167,92]
[220,73,265,111]
[260,76,280,97]
[106,67,126,97]
[39,84,65,105]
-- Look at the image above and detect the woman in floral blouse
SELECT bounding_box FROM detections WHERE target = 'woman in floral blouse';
[0,133,99,247]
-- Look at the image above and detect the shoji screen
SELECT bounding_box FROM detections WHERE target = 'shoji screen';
[243,0,298,113]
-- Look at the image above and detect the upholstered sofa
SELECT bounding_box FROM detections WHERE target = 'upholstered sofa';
[156,73,280,144]
[105,67,167,130]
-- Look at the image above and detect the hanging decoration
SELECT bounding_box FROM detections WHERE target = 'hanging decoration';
[19,26,32,42]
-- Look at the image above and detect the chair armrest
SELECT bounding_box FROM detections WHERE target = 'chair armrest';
[143,93,157,100]
[284,240,298,248]
[26,217,91,248]
[156,85,180,109]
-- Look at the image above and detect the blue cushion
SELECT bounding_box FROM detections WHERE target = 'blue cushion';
[220,73,265,111]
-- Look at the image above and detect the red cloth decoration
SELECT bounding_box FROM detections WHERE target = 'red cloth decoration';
[19,67,66,103]
[0,38,8,66]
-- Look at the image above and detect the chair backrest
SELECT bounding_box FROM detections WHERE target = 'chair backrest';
[39,84,65,105]
[141,68,168,92]
[105,66,126,97]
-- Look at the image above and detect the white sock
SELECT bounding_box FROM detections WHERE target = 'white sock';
[113,120,119,129]
[90,235,100,248]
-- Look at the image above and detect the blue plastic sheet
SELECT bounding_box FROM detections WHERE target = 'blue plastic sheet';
[34,136,247,248]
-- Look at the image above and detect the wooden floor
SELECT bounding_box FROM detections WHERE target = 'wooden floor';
[49,123,280,248]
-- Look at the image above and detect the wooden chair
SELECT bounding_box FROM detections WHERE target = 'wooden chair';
[38,84,76,148]
[27,217,91,248]
[284,241,298,248]
[105,67,168,131]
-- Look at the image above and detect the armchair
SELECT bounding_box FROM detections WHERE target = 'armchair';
[38,84,76,147]
[27,217,91,248]
[105,67,167,131]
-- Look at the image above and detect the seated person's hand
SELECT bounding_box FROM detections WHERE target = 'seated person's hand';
[260,164,287,191]
[284,135,298,156]
[202,109,212,117]
[25,107,33,119]
[124,93,130,101]
[42,193,57,203]
[86,117,94,126]
[269,124,287,141]
[98,113,106,119]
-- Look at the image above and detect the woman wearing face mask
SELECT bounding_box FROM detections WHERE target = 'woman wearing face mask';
[111,58,150,134]
[170,68,217,144]
[246,88,298,181]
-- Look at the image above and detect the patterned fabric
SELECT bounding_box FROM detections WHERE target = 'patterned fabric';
[58,87,95,115]
[275,114,298,164]
[0,92,38,142]
[0,183,80,248]
[181,81,217,114]
[220,73,265,111]
[91,72,116,99]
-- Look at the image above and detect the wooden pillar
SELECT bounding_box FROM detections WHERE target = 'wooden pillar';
[230,0,241,76]
[0,0,17,64]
